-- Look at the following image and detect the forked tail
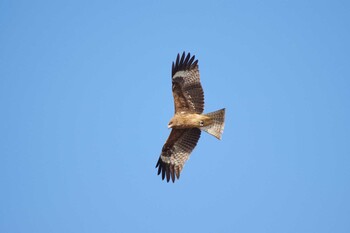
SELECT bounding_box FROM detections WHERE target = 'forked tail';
[201,108,225,140]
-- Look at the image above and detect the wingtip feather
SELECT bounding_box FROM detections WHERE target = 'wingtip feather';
[172,52,198,77]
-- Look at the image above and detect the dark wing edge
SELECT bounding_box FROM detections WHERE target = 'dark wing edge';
[155,128,201,183]
[172,52,198,77]
[171,52,204,114]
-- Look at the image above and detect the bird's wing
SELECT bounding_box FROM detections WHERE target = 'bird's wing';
[156,128,201,182]
[172,52,204,114]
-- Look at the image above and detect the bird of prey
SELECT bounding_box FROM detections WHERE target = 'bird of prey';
[155,52,225,183]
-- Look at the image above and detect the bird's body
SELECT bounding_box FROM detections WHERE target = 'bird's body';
[168,113,212,129]
[156,52,225,182]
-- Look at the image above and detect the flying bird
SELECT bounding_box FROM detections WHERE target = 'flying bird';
[155,52,225,183]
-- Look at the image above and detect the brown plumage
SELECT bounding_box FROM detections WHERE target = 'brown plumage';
[156,52,225,183]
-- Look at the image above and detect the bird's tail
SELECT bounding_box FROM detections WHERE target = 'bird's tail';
[201,108,225,140]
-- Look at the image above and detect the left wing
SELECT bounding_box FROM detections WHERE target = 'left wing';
[156,128,201,182]
[172,52,204,114]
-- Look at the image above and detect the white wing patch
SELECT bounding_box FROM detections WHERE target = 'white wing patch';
[172,70,190,80]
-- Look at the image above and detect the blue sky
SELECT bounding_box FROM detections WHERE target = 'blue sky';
[1,0,349,232]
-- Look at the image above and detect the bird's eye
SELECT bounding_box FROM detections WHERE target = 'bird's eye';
[199,121,204,126]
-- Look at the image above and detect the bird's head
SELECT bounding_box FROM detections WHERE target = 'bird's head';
[168,117,177,129]
[168,120,174,129]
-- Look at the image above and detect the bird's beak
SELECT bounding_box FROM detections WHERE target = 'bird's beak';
[168,124,172,129]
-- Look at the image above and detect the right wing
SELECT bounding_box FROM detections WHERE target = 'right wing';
[156,128,201,182]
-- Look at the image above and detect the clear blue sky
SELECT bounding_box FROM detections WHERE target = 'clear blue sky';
[1,0,349,232]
